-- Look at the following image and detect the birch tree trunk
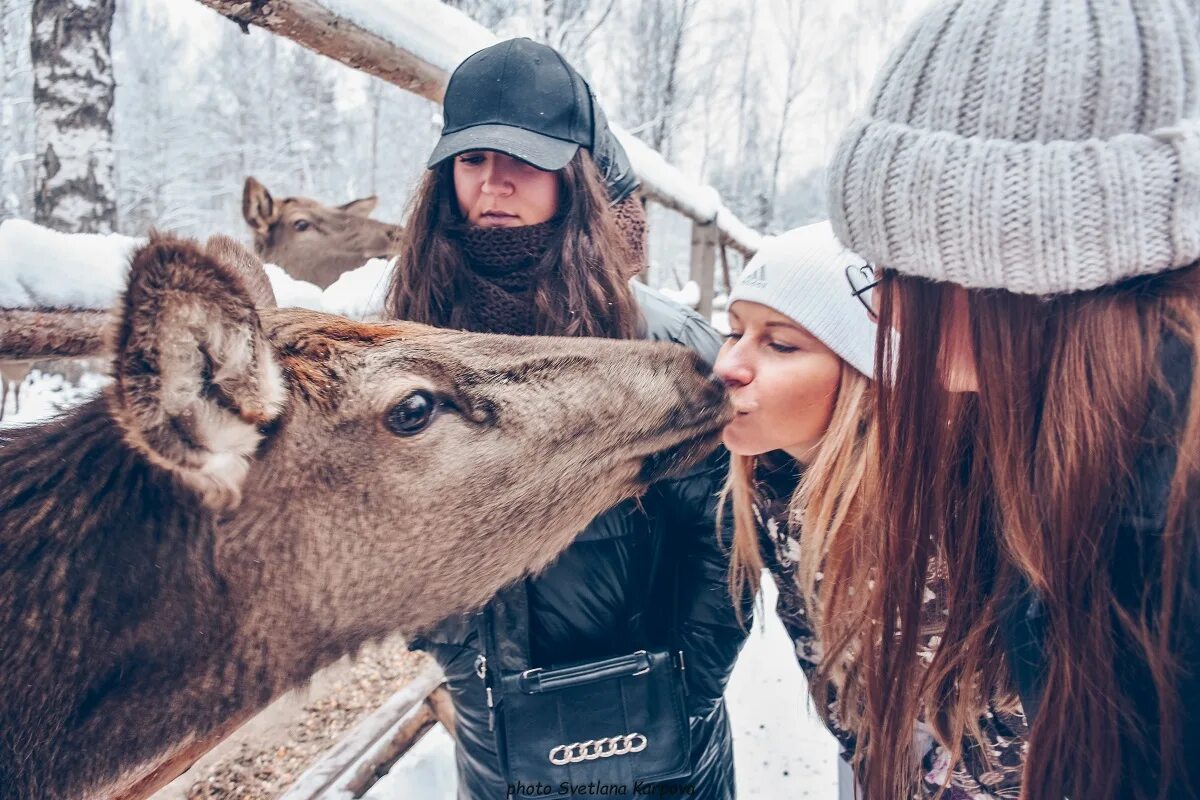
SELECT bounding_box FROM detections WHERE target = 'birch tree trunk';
[0,0,11,215]
[31,0,116,233]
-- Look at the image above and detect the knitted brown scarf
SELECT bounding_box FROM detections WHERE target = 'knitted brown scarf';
[455,195,648,336]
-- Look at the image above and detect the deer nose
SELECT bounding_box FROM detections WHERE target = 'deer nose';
[685,349,711,377]
[702,372,729,411]
[683,351,729,413]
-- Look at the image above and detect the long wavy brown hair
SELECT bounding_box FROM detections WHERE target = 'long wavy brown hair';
[386,150,639,339]
[836,265,1200,799]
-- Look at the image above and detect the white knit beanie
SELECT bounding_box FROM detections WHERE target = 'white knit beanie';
[828,0,1200,296]
[729,221,878,377]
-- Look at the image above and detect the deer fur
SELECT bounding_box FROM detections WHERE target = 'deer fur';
[0,233,726,800]
[242,176,403,289]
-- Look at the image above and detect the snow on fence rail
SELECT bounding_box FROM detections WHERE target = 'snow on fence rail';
[0,219,701,355]
[0,218,392,323]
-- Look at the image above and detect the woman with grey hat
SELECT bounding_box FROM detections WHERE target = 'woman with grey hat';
[823,0,1200,798]
[715,222,1025,799]
[388,38,746,800]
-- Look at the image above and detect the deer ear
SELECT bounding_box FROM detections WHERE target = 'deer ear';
[112,233,286,510]
[204,234,277,309]
[339,195,378,217]
[242,176,276,234]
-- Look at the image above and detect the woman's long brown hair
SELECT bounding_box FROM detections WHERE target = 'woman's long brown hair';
[386,150,640,339]
[839,265,1200,799]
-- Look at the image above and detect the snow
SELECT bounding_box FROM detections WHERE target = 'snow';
[0,220,388,319]
[369,579,841,798]
[659,279,701,309]
[0,218,139,308]
[711,311,731,335]
[0,366,107,429]
[727,580,842,798]
[263,264,324,311]
[321,257,396,320]
[367,724,458,797]
[714,209,764,256]
[322,0,495,74]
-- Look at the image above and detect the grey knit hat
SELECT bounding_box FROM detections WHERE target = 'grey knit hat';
[729,221,879,377]
[828,0,1200,295]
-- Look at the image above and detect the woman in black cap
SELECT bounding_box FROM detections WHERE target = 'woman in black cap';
[389,38,746,800]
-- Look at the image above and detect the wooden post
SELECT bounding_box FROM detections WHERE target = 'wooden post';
[690,218,717,320]
[719,241,732,297]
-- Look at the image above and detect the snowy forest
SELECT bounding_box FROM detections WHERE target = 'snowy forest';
[0,0,918,291]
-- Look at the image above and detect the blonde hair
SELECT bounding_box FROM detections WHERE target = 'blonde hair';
[721,362,876,654]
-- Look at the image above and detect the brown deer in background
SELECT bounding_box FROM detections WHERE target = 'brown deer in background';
[242,176,404,289]
[0,234,727,800]
[0,360,32,421]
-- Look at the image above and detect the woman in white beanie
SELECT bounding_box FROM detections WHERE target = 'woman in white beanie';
[714,221,1026,798]
[825,0,1200,798]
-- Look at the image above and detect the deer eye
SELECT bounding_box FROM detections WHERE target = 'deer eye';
[386,391,437,436]
[292,219,311,231]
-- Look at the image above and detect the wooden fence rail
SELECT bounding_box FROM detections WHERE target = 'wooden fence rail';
[280,662,449,800]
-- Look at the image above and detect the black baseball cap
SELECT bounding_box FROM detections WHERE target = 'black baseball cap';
[427,38,595,172]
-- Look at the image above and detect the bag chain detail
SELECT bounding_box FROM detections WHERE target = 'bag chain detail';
[548,733,649,765]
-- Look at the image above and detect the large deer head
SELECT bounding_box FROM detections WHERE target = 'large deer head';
[0,234,728,800]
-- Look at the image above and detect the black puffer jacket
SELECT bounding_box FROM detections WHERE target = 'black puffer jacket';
[409,283,749,800]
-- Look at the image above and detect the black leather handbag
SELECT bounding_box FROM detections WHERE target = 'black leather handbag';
[474,535,691,792]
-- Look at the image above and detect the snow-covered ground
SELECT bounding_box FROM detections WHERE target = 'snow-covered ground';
[726,581,841,798]
[371,579,841,798]
[0,366,108,429]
